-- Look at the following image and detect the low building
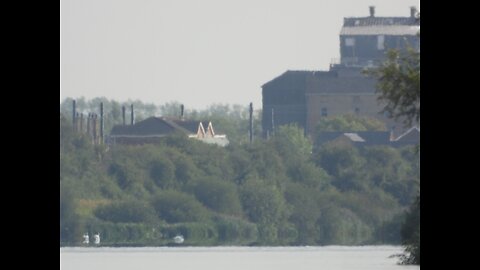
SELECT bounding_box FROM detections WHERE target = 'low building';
[107,117,229,146]
[316,126,419,148]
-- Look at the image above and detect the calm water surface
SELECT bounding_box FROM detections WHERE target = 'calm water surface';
[60,246,420,270]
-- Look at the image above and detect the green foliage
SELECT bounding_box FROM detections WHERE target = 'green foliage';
[150,156,176,189]
[367,45,420,263]
[318,205,373,245]
[152,190,211,223]
[83,220,164,246]
[315,143,367,191]
[287,162,330,190]
[274,124,313,162]
[227,144,254,185]
[315,114,386,133]
[367,49,420,126]
[160,222,219,246]
[94,200,157,223]
[240,178,287,225]
[375,212,404,244]
[246,141,288,187]
[60,98,419,247]
[213,215,258,244]
[193,178,243,216]
[60,184,84,245]
[284,182,322,244]
[400,195,420,264]
[240,178,288,244]
[60,97,158,134]
[361,146,416,205]
[173,157,198,186]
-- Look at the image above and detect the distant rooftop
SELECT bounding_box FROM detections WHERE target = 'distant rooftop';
[340,25,420,36]
[341,6,420,36]
[262,69,376,94]
[109,116,229,146]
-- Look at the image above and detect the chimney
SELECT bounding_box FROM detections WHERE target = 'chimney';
[100,102,104,144]
[180,104,184,120]
[93,114,97,144]
[410,6,417,18]
[76,113,80,132]
[80,113,84,133]
[122,106,126,125]
[369,6,375,17]
[87,113,91,135]
[130,104,135,125]
[72,99,76,131]
[249,102,254,144]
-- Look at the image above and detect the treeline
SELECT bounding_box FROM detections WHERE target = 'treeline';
[60,99,419,247]
[60,97,262,144]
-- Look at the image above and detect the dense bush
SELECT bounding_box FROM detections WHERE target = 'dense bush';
[60,100,419,246]
[152,190,211,223]
[193,178,243,216]
[213,215,258,244]
[94,200,157,223]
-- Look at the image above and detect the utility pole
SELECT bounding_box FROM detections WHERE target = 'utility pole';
[249,102,254,144]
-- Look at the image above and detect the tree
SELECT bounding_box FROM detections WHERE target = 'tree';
[274,124,313,161]
[60,184,84,245]
[368,45,420,264]
[315,114,386,133]
[152,190,210,223]
[361,146,415,206]
[193,177,243,217]
[239,178,288,244]
[315,143,367,191]
[284,182,322,244]
[400,195,420,264]
[150,157,176,189]
[368,49,420,127]
[94,200,157,223]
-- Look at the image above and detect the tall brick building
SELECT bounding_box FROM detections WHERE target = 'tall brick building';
[262,7,420,138]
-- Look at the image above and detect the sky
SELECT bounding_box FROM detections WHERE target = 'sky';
[60,0,420,110]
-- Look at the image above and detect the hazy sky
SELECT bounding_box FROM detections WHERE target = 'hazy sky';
[60,0,419,110]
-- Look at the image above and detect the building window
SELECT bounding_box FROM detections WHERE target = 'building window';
[355,107,360,114]
[345,37,355,47]
[321,108,328,117]
[377,35,385,50]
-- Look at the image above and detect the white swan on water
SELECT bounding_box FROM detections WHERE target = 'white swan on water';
[82,233,89,244]
[94,233,100,245]
[173,235,184,244]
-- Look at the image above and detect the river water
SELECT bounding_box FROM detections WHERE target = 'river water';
[60,246,419,270]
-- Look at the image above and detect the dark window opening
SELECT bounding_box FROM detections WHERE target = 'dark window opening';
[321,108,328,117]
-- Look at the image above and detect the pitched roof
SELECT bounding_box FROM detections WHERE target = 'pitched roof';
[343,133,366,142]
[110,117,178,136]
[357,131,391,145]
[262,70,312,89]
[317,131,391,146]
[393,126,420,142]
[110,117,206,137]
[169,119,210,134]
